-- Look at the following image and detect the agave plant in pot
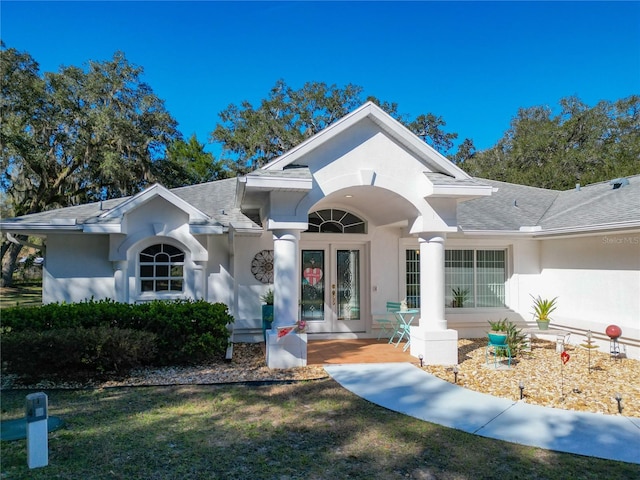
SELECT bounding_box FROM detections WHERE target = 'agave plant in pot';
[487,318,509,345]
[531,294,558,330]
[487,318,529,355]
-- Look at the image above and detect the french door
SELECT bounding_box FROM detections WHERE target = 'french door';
[300,243,367,333]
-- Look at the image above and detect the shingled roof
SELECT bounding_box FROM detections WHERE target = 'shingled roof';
[458,174,640,233]
[1,177,259,231]
[3,174,638,236]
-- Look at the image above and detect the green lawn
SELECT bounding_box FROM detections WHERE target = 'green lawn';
[1,381,637,479]
[0,282,42,309]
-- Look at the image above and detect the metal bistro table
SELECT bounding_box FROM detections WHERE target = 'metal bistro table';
[389,309,419,352]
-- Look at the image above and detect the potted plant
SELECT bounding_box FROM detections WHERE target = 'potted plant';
[487,318,529,355]
[261,288,274,341]
[531,295,558,330]
[487,318,509,345]
[451,287,469,308]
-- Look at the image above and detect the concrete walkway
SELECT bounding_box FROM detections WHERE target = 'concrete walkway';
[324,363,640,465]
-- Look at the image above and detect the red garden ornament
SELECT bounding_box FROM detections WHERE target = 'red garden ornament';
[561,351,570,365]
[605,324,622,340]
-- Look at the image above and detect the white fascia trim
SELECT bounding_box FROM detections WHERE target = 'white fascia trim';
[459,222,640,238]
[0,220,80,232]
[82,224,123,233]
[190,225,225,235]
[458,229,536,237]
[243,175,313,191]
[266,219,308,231]
[532,222,640,238]
[427,184,494,198]
[519,226,543,232]
[230,222,263,236]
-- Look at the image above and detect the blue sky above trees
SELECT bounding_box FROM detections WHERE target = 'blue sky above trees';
[3,1,639,154]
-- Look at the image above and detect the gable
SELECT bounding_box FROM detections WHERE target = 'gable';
[100,183,209,223]
[123,195,191,232]
[263,102,470,180]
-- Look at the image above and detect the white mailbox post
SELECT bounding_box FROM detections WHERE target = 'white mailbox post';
[26,392,48,469]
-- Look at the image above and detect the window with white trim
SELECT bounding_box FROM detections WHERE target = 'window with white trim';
[445,249,506,308]
[404,248,506,308]
[139,244,185,293]
[307,209,366,233]
[405,249,420,308]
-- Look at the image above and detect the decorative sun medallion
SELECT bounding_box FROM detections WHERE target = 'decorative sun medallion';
[251,250,274,284]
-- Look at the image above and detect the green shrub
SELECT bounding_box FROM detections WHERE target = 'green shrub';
[133,300,233,365]
[1,298,234,370]
[1,327,157,382]
[1,298,132,331]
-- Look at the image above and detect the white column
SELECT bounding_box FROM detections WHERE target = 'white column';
[271,229,300,328]
[113,261,128,303]
[410,232,458,365]
[267,228,307,369]
[419,234,447,331]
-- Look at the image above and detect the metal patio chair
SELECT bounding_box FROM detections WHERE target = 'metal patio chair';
[373,301,402,340]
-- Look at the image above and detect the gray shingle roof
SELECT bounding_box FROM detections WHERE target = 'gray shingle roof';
[1,197,128,225]
[1,178,259,230]
[247,165,312,179]
[3,174,639,235]
[459,174,640,232]
[458,179,559,231]
[540,176,640,230]
[171,178,257,227]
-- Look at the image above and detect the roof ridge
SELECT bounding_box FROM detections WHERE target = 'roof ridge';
[472,177,562,193]
[534,191,562,225]
[572,173,640,190]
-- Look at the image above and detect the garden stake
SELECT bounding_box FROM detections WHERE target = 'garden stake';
[560,350,570,401]
[581,330,599,374]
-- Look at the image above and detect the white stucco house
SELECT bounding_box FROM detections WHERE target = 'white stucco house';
[2,102,639,367]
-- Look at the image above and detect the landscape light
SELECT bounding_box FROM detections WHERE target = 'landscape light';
[519,380,525,400]
[418,354,424,367]
[453,365,459,384]
[615,393,623,414]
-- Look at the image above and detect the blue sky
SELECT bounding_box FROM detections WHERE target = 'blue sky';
[2,1,639,155]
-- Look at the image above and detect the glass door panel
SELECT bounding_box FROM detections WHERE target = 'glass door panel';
[331,244,366,332]
[300,244,367,333]
[301,250,325,321]
[336,249,360,321]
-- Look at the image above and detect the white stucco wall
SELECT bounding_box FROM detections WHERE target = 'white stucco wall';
[233,233,277,331]
[535,233,640,357]
[206,234,232,305]
[43,234,114,303]
[370,227,402,313]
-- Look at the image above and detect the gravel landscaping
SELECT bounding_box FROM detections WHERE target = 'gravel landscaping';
[3,339,638,418]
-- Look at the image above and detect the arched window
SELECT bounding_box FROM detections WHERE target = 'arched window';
[139,244,185,292]
[307,209,366,233]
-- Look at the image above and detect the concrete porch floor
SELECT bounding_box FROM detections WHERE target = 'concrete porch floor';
[307,339,417,365]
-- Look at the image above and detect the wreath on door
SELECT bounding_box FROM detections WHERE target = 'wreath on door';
[251,249,274,284]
